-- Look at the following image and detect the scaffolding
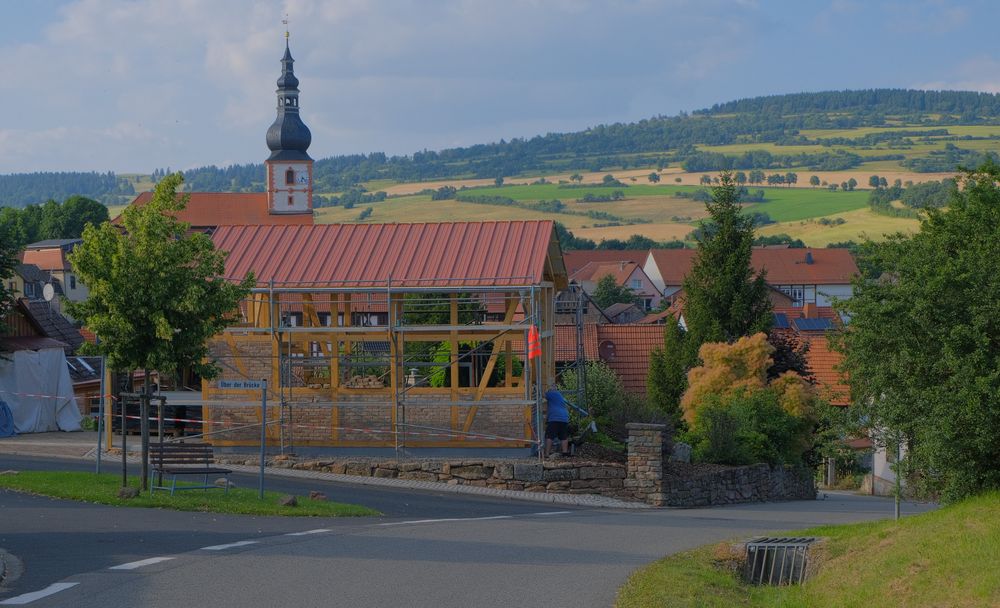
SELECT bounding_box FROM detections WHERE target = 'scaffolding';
[202,279,560,455]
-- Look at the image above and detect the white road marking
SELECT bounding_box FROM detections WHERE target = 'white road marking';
[285,529,331,536]
[199,540,259,551]
[532,511,572,516]
[108,557,175,570]
[0,582,79,605]
[378,515,513,526]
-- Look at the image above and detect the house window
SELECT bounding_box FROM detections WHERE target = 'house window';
[69,275,76,290]
[24,283,35,298]
[643,298,652,311]
[318,312,332,327]
[285,168,295,185]
[630,279,642,290]
[287,195,294,206]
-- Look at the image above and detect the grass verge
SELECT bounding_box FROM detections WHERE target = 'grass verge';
[0,471,379,517]
[616,492,999,608]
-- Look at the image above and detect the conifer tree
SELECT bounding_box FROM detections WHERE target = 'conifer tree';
[682,171,772,352]
[646,315,689,429]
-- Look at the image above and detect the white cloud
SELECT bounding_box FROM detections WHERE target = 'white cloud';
[916,55,1000,93]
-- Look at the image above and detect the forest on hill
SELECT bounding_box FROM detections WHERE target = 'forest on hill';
[3,89,1000,207]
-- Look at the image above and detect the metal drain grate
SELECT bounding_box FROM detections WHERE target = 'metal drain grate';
[744,537,816,585]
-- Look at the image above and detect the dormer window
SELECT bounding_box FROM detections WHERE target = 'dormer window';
[285,168,295,185]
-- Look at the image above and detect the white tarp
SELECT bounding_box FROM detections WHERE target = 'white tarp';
[0,347,82,433]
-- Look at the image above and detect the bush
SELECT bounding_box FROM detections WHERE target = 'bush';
[560,361,669,445]
[686,389,810,466]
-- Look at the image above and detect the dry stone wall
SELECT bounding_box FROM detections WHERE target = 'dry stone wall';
[213,422,815,506]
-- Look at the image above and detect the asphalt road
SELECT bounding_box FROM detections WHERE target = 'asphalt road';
[0,455,934,608]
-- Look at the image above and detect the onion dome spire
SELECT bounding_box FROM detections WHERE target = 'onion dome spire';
[265,36,312,161]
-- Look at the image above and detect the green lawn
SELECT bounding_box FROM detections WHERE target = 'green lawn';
[0,471,379,517]
[616,493,999,608]
[745,188,870,222]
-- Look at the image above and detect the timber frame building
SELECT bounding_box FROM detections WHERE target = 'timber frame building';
[205,220,568,454]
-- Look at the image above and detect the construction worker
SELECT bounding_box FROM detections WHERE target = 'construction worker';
[544,384,570,457]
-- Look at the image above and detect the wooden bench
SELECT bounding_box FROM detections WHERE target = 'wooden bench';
[150,442,232,496]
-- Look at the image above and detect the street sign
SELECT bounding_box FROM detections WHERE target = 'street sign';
[217,379,265,390]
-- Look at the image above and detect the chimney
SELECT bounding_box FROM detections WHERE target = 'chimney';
[620,261,627,271]
[805,251,814,265]
[803,302,818,319]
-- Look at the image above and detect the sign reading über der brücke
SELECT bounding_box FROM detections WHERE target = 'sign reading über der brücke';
[217,379,265,390]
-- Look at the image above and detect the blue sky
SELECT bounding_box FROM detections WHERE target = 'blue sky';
[1,0,998,173]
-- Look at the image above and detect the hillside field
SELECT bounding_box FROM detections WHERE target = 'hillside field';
[319,181,883,246]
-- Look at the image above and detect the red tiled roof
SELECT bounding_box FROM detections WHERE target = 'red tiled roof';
[212,221,563,288]
[649,248,858,286]
[78,327,98,345]
[593,325,665,396]
[800,335,849,406]
[637,309,673,324]
[20,248,69,272]
[117,192,314,228]
[571,261,640,285]
[648,249,697,285]
[563,250,647,276]
[547,323,663,396]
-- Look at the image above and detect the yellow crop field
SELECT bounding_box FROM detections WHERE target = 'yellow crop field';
[756,207,920,246]
[314,195,594,228]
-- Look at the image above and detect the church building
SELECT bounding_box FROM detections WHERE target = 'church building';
[119,39,316,230]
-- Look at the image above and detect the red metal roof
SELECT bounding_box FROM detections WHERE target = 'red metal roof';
[117,192,313,228]
[563,250,647,276]
[648,248,858,286]
[212,221,560,288]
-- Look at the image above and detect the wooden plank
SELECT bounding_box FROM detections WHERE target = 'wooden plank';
[450,294,459,436]
[474,295,519,401]
[504,340,513,388]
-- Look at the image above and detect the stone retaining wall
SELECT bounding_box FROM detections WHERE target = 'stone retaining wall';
[215,454,631,498]
[661,463,816,507]
[214,422,815,507]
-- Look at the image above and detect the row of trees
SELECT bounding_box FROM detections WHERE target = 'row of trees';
[0,195,110,250]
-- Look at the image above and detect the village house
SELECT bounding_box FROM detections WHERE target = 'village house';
[643,247,858,306]
[19,239,87,305]
[569,260,661,311]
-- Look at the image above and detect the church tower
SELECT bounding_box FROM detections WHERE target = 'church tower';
[265,38,313,215]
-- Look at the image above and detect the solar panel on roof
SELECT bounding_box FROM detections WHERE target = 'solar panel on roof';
[773,313,790,329]
[794,318,833,331]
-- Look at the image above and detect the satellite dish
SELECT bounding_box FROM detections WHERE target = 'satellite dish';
[598,340,617,362]
[42,283,55,302]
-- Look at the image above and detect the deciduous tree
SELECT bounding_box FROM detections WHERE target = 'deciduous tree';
[67,174,253,488]
[836,160,1000,501]
[591,274,637,309]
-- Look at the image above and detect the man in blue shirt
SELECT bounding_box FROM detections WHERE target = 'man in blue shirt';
[545,385,570,457]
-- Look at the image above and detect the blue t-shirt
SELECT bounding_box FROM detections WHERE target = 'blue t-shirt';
[545,389,569,423]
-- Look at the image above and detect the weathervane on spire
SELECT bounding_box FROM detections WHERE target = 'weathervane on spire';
[283,14,289,40]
